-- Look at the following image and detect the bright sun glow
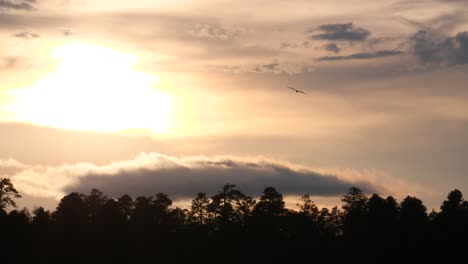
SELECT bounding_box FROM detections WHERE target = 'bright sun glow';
[9,43,174,133]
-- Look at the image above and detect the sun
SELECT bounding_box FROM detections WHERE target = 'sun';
[9,42,174,134]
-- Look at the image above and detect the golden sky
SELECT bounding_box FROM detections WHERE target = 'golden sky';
[1,0,468,210]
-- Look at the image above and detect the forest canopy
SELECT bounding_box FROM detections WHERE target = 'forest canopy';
[1,178,467,262]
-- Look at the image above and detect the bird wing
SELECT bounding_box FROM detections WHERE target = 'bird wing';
[287,86,298,92]
[298,90,306,94]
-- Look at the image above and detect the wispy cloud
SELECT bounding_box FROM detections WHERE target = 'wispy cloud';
[13,31,39,39]
[317,50,403,61]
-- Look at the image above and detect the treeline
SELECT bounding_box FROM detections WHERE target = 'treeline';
[1,178,468,262]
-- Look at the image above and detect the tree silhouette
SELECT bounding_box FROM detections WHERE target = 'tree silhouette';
[341,186,368,244]
[400,196,428,248]
[3,208,31,259]
[1,183,468,261]
[117,194,134,221]
[152,193,173,228]
[0,178,22,211]
[168,207,188,230]
[31,207,50,230]
[190,192,210,225]
[130,195,154,230]
[252,186,286,218]
[434,189,468,259]
[97,199,126,227]
[317,206,342,239]
[440,189,464,212]
[296,194,319,218]
[367,194,399,247]
[53,192,89,230]
[85,189,108,225]
[209,184,249,227]
[52,193,89,259]
[30,207,51,258]
[250,186,286,238]
[235,194,255,224]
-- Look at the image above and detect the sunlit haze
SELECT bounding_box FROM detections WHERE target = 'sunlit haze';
[7,43,174,133]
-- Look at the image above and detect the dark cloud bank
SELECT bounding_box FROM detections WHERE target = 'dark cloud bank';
[412,30,468,65]
[65,155,376,199]
[311,22,405,62]
[309,21,468,65]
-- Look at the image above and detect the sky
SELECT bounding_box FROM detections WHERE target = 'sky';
[1,0,468,210]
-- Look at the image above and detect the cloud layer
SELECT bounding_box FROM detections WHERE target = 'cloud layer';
[5,152,381,200]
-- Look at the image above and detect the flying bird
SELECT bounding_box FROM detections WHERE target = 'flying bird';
[287,86,306,94]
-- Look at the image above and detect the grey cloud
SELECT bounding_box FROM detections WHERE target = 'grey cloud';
[259,62,280,71]
[324,43,340,53]
[280,42,297,49]
[310,23,370,42]
[250,61,305,75]
[0,57,31,70]
[63,154,377,199]
[61,28,78,37]
[0,0,36,10]
[252,62,280,73]
[317,50,403,61]
[1,57,18,69]
[13,31,39,39]
[189,23,238,40]
[61,29,73,36]
[280,41,311,49]
[205,64,242,73]
[207,62,306,75]
[412,30,468,65]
